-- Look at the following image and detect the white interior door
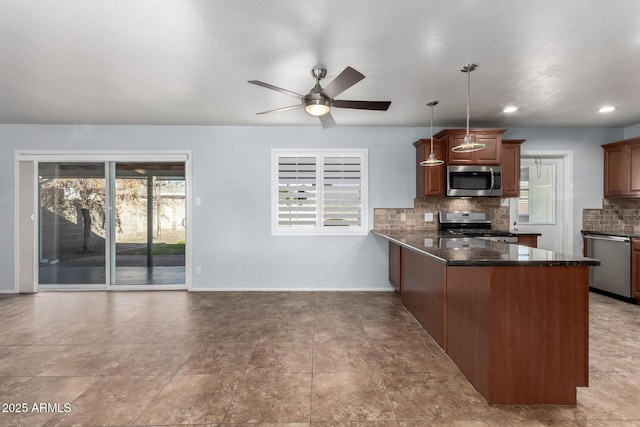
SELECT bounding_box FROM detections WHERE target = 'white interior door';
[510,155,573,254]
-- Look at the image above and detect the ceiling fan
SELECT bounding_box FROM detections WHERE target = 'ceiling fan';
[248,66,391,128]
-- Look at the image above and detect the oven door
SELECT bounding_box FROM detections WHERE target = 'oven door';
[447,166,502,197]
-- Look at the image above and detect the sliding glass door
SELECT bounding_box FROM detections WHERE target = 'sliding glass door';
[113,162,186,285]
[38,163,107,285]
[37,158,187,288]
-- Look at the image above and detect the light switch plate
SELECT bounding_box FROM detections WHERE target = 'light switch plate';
[400,212,406,222]
[424,212,434,222]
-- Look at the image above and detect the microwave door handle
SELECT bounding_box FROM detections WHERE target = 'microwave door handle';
[490,168,495,194]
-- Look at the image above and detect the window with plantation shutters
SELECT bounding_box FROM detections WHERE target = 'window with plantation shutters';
[277,155,317,228]
[272,149,368,236]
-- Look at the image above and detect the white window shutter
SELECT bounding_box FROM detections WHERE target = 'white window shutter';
[272,149,367,236]
[322,156,362,227]
[277,156,317,228]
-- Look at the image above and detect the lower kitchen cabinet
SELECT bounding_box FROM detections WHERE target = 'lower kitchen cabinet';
[517,234,539,248]
[388,242,402,294]
[632,238,640,299]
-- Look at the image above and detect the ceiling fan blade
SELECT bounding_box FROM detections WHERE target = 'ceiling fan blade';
[256,104,303,115]
[321,66,365,99]
[319,112,336,129]
[332,100,392,111]
[247,80,304,98]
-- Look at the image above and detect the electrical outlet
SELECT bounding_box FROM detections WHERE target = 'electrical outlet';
[424,212,434,222]
[400,212,406,222]
[195,266,201,274]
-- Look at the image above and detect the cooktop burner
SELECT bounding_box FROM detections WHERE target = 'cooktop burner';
[438,211,517,240]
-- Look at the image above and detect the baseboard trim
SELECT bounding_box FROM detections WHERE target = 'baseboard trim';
[189,286,395,292]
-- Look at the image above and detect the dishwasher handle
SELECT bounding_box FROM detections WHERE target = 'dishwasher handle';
[584,234,630,244]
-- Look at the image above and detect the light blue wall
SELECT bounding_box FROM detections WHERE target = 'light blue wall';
[0,125,423,292]
[624,123,640,139]
[0,124,623,292]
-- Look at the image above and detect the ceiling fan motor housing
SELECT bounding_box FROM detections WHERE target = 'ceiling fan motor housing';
[311,67,327,80]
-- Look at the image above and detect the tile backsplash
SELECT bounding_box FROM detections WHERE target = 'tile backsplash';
[583,198,640,233]
[374,198,510,232]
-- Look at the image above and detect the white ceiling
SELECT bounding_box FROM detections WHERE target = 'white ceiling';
[2,0,640,128]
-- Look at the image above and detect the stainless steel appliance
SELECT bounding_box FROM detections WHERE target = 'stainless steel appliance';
[584,233,631,298]
[439,211,517,243]
[447,165,502,197]
[438,237,492,249]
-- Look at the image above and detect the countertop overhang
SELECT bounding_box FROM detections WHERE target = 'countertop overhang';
[373,230,600,267]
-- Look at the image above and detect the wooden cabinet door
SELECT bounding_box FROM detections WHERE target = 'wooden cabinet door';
[629,144,640,196]
[632,239,640,299]
[603,143,628,197]
[501,140,524,197]
[442,130,503,165]
[517,234,538,248]
[631,239,640,299]
[389,242,402,294]
[414,139,445,198]
[447,134,474,164]
[474,135,501,164]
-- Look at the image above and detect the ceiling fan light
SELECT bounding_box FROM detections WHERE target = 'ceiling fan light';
[304,99,331,116]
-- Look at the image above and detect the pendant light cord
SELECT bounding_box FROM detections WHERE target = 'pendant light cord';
[430,103,434,153]
[466,69,471,139]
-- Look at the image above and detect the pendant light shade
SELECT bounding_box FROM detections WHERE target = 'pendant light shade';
[420,100,444,167]
[451,63,486,153]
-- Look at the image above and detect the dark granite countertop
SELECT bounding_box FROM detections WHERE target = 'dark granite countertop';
[373,230,600,267]
[510,231,542,236]
[582,229,640,238]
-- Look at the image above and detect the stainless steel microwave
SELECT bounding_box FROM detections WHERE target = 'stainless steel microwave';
[447,165,502,197]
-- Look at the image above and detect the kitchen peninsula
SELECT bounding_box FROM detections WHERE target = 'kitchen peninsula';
[373,229,599,405]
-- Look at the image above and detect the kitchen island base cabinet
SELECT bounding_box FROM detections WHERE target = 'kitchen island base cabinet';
[446,266,589,405]
[401,248,445,348]
[388,242,402,294]
[373,230,596,406]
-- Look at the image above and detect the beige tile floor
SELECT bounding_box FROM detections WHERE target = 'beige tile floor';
[0,290,638,426]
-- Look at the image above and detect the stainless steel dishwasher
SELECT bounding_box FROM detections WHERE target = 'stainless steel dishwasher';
[584,234,631,298]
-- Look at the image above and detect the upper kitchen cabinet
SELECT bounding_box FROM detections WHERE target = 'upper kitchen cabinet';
[501,139,525,198]
[414,139,446,197]
[434,129,506,165]
[603,137,640,197]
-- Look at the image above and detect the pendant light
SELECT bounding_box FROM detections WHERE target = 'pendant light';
[420,100,444,167]
[452,63,486,153]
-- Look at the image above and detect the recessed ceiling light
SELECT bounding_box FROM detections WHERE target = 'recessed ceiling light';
[503,106,518,113]
[599,106,616,113]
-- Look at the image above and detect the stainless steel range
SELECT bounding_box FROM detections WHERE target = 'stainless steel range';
[438,211,517,243]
